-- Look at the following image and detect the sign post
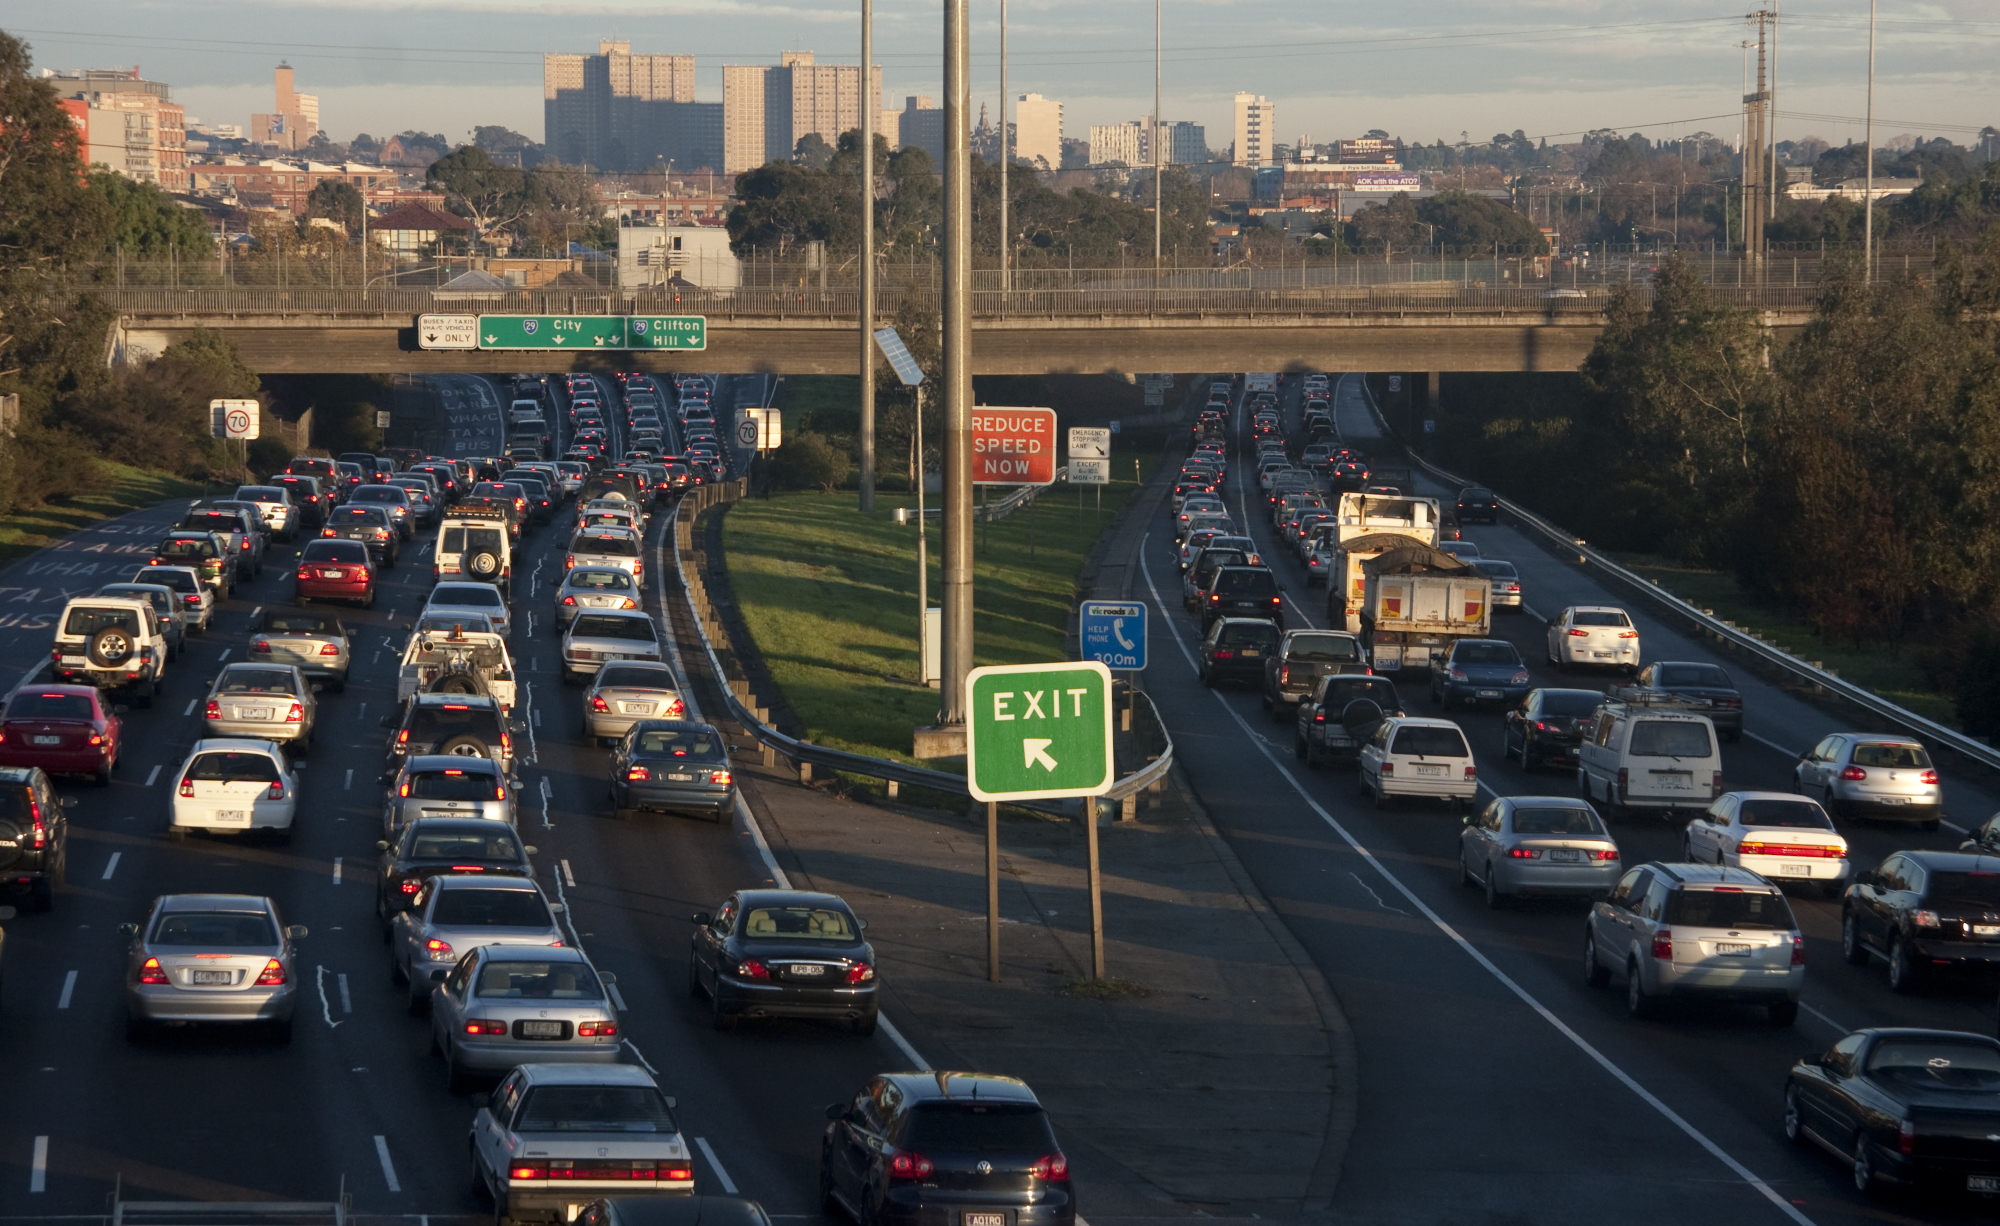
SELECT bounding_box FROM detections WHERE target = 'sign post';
[873,328,932,685]
[416,314,478,350]
[211,398,260,483]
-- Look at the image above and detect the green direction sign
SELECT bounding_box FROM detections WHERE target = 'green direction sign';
[965,661,1115,802]
[627,314,709,350]
[474,315,708,351]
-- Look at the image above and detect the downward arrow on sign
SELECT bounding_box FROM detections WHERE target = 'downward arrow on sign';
[1024,738,1058,771]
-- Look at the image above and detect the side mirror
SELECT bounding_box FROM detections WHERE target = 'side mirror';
[858,918,869,930]
[825,1103,847,1121]
[665,1097,677,1110]
[1799,1052,1826,1068]
[1461,814,1472,826]
[1855,871,1877,888]
[60,797,77,809]
[118,921,139,935]
[375,840,391,851]
[287,925,309,939]
[548,903,566,914]
[522,845,539,856]
[692,912,713,927]
[1962,840,1980,853]
[598,972,618,985]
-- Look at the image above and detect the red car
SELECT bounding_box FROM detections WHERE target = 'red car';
[0,686,121,785]
[295,539,375,608]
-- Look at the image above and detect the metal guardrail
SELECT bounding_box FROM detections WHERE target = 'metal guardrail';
[663,480,1172,807]
[1357,384,2000,772]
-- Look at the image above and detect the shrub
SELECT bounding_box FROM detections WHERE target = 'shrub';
[771,431,852,492]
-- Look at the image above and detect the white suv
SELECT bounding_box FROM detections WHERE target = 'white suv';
[1583,862,1803,1024]
[51,596,170,706]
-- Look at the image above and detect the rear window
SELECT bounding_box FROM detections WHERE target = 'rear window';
[1196,550,1248,574]
[7,692,94,720]
[158,538,216,558]
[302,541,369,563]
[441,527,504,555]
[407,704,502,741]
[431,888,551,928]
[1867,1041,2000,1091]
[435,587,504,608]
[1323,678,1400,709]
[407,830,522,861]
[331,507,390,525]
[898,1104,1057,1152]
[137,569,195,592]
[476,960,603,999]
[406,770,502,801]
[1664,887,1794,930]
[1216,622,1281,647]
[515,1086,675,1133]
[1658,664,1732,688]
[1511,806,1605,835]
[217,669,296,694]
[263,613,342,636]
[1452,641,1521,667]
[741,906,856,941]
[187,751,282,782]
[1215,569,1278,596]
[596,665,675,690]
[1736,799,1834,829]
[1476,562,1519,580]
[575,535,639,557]
[1926,872,2000,911]
[151,912,278,946]
[1540,692,1604,718]
[1391,725,1469,758]
[1628,720,1713,758]
[571,615,656,642]
[634,728,726,761]
[62,606,140,637]
[1572,610,1630,627]
[1852,742,1930,769]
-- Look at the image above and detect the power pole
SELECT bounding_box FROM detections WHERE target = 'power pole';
[998,0,1009,297]
[1742,11,1773,271]
[941,0,975,726]
[858,0,877,511]
[1864,0,1877,283]
[1153,0,1163,277]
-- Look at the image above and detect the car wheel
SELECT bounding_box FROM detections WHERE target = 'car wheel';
[1851,1133,1877,1194]
[1625,959,1655,1018]
[1682,836,1698,863]
[1768,1000,1798,1026]
[1841,911,1870,965]
[1459,849,1475,887]
[1483,864,1505,909]
[1370,777,1388,810]
[1582,932,1610,988]
[469,1149,494,1205]
[1782,1086,1806,1143]
[1888,936,1921,994]
[1820,785,1842,820]
[94,761,113,787]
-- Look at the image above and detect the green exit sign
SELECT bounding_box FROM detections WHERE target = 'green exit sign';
[474,315,707,351]
[965,662,1115,802]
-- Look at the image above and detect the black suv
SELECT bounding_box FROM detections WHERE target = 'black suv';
[375,816,534,928]
[384,695,513,779]
[1200,566,1283,632]
[0,767,69,911]
[1843,850,2000,992]
[820,1072,1074,1226]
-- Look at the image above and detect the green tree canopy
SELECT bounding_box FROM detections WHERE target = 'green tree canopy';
[303,178,365,236]
[1417,190,1549,252]
[426,145,526,236]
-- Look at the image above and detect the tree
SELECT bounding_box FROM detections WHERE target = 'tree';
[426,145,526,237]
[771,431,851,492]
[89,170,212,256]
[794,133,834,171]
[304,179,365,236]
[1416,190,1548,252]
[1345,193,1424,251]
[65,328,262,478]
[516,162,604,254]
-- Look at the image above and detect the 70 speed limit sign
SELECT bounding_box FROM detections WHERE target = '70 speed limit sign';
[735,408,782,452]
[210,398,260,440]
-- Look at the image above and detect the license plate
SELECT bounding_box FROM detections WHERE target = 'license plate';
[1414,764,1444,777]
[190,969,234,984]
[215,809,249,822]
[323,569,344,578]
[619,702,652,714]
[1477,689,1502,699]
[519,1020,563,1037]
[1715,943,1752,956]
[240,708,274,720]
[667,772,694,782]
[1877,796,1904,805]
[1976,925,2000,937]
[1779,863,1811,876]
[965,1215,1006,1226]
[1969,1176,2000,1193]
[61,655,85,663]
[1241,649,1260,657]
[790,964,826,976]
[1548,849,1581,863]
[1592,651,1613,658]
[1655,773,1692,790]
[31,735,61,745]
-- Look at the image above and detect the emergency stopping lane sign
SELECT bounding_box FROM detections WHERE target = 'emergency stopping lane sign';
[971,407,1057,486]
[965,661,1115,802]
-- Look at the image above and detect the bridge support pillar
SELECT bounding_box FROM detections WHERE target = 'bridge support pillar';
[1426,371,1440,416]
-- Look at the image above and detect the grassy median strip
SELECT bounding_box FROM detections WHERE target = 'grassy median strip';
[722,473,1148,764]
[0,464,204,569]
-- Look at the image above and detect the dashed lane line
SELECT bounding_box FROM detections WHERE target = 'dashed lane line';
[56,971,76,1010]
[693,1137,738,1195]
[29,1136,46,1193]
[101,851,120,881]
[373,1135,401,1193]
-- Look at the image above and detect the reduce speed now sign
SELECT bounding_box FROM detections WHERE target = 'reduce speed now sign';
[971,407,1057,486]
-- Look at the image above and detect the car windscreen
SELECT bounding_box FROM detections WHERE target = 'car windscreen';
[239,487,283,501]
[1658,664,1731,688]
[1926,871,2000,911]
[476,959,604,999]
[1215,569,1278,596]
[406,770,502,800]
[1216,622,1281,647]
[139,568,196,592]
[740,905,857,941]
[1571,610,1630,627]
[1852,742,1931,769]
[1736,799,1834,829]
[515,1086,675,1133]
[1391,726,1468,757]
[571,615,656,641]
[1476,562,1519,580]
[187,751,282,782]
[442,527,505,555]
[568,569,634,592]
[6,692,94,720]
[216,668,296,694]
[1453,642,1521,667]
[898,1104,1057,1152]
[434,587,504,608]
[1510,806,1606,835]
[62,606,140,637]
[1664,887,1794,930]
[634,728,726,762]
[1195,550,1248,575]
[182,513,241,534]
[1628,720,1713,758]
[1540,692,1604,718]
[1866,1041,2000,1091]
[597,666,675,690]
[408,830,522,861]
[430,889,550,927]
[263,613,341,636]
[407,705,501,741]
[151,911,279,946]
[1461,489,1496,501]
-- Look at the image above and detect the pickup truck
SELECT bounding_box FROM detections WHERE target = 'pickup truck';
[397,623,517,712]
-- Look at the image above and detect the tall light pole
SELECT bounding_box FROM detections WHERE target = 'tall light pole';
[998,0,1009,296]
[858,0,877,510]
[1153,0,1162,276]
[1864,0,1876,283]
[941,0,975,726]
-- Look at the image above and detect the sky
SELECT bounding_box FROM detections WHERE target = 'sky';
[5,0,1995,155]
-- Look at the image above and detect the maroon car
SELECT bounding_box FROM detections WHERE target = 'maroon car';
[294,539,375,608]
[0,686,121,785]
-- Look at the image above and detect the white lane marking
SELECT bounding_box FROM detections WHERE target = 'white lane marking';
[372,651,381,666]
[606,982,628,1011]
[693,1137,738,1195]
[144,764,161,787]
[332,857,343,885]
[538,775,553,829]
[182,698,197,717]
[879,1014,931,1071]
[1347,873,1408,916]
[533,706,543,728]
[1799,1000,1848,1034]
[735,792,787,887]
[216,649,229,661]
[1743,730,1800,758]
[357,702,367,721]
[101,852,120,881]
[315,965,342,1028]
[344,768,353,791]
[560,858,576,888]
[338,972,353,1013]
[1138,545,1820,1226]
[29,1135,47,1193]
[252,606,263,618]
[521,681,539,764]
[56,971,77,1010]
[373,1135,401,1193]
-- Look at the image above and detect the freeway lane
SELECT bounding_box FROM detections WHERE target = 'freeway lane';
[1136,373,2000,1224]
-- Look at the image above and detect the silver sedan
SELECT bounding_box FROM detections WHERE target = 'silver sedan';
[582,661,686,744]
[561,610,662,681]
[556,566,640,626]
[392,875,564,1014]
[430,945,623,1089]
[1459,795,1622,907]
[204,663,317,749]
[121,893,306,1041]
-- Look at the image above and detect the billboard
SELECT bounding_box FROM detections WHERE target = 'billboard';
[1353,172,1421,192]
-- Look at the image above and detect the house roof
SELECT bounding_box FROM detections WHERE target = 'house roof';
[374,202,471,232]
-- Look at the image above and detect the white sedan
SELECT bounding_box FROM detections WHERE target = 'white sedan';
[1546,605,1640,674]
[425,582,511,636]
[169,739,298,843]
[1682,790,1850,899]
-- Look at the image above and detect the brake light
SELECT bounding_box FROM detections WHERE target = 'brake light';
[562,595,577,606]
[1213,650,1235,660]
[1588,849,1620,861]
[1031,1153,1069,1180]
[888,1152,935,1180]
[1711,770,1723,796]
[399,880,422,894]
[87,733,104,747]
[1379,762,1393,775]
[510,1163,548,1180]
[736,959,771,979]
[1464,765,1477,779]
[267,779,286,801]
[1920,769,1939,785]
[710,771,732,786]
[626,766,650,781]
[464,1020,508,1035]
[1791,936,1807,966]
[320,643,341,656]
[321,529,336,537]
[285,702,304,723]
[1567,628,1589,637]
[397,729,410,745]
[621,597,638,609]
[139,957,169,985]
[499,731,511,750]
[1651,929,1673,960]
[425,938,454,957]
[251,639,273,654]
[1616,768,1628,796]
[565,555,577,569]
[1508,848,1541,859]
[253,958,286,986]
[297,569,311,580]
[1618,631,1639,639]
[591,696,610,712]
[1210,594,1220,603]
[205,700,220,719]
[577,1021,619,1037]
[846,962,875,984]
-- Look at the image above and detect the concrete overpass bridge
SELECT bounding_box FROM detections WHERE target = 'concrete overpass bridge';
[105,283,1819,377]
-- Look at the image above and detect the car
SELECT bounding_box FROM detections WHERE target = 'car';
[321,504,401,565]
[566,528,644,580]
[121,893,306,1042]
[1183,541,1258,611]
[295,538,376,607]
[689,889,877,1032]
[1616,662,1743,741]
[561,610,663,681]
[1501,688,1608,770]
[436,511,514,589]
[1455,487,1500,524]
[1785,1028,2000,1195]
[426,582,512,636]
[1794,734,1942,827]
[1200,566,1284,632]
[1197,618,1281,688]
[820,1071,1074,1226]
[557,567,641,625]
[1547,605,1640,674]
[1260,629,1367,717]
[610,720,735,821]
[50,595,169,705]
[1295,674,1405,768]
[578,500,642,534]
[1577,700,1723,815]
[1459,796,1621,907]
[1434,540,1480,562]
[1428,638,1531,708]
[0,687,120,787]
[95,582,187,662]
[150,531,232,597]
[169,739,299,843]
[1358,716,1476,809]
[1584,862,1804,1022]
[235,484,298,540]
[1472,560,1523,611]
[430,945,623,1088]
[203,663,317,750]
[271,474,329,529]
[1842,850,2000,992]
[0,766,70,908]
[386,694,515,779]
[376,816,536,927]
[582,662,686,744]
[392,874,564,1014]
[181,505,264,578]
[384,754,515,831]
[248,608,351,690]
[470,1064,695,1222]
[387,478,441,526]
[1682,792,1849,898]
[131,565,213,633]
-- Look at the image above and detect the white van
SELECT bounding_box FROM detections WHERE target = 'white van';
[1577,699,1723,814]
[1358,716,1477,810]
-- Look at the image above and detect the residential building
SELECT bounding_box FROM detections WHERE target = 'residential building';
[1013,93,1062,170]
[721,64,769,175]
[1088,122,1145,167]
[1163,121,1206,166]
[1784,176,1921,203]
[601,192,731,226]
[370,202,474,259]
[723,52,881,173]
[1233,93,1275,166]
[251,63,319,151]
[898,96,944,164]
[879,107,902,151]
[617,221,740,288]
[543,42,709,172]
[189,159,400,215]
[47,69,188,191]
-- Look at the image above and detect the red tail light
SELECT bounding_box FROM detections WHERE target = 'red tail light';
[254,958,286,986]
[138,957,169,985]
[321,529,336,537]
[205,700,221,719]
[1508,848,1541,859]
[888,1152,935,1180]
[399,879,422,894]
[626,766,649,781]
[577,1021,618,1037]
[562,595,577,605]
[509,1163,548,1180]
[1920,770,1939,785]
[1567,628,1589,637]
[1791,936,1807,966]
[1379,762,1394,775]
[710,771,732,786]
[285,702,304,723]
[846,962,875,984]
[178,776,195,797]
[1278,666,1290,685]
[424,938,454,957]
[590,696,610,712]
[397,729,410,745]
[736,959,771,979]
[296,569,311,580]
[464,1019,508,1035]
[1213,650,1235,660]
[1032,1153,1069,1180]
[320,643,341,656]
[1588,849,1620,861]
[1463,765,1477,779]
[1651,929,1673,960]
[267,779,286,800]
[251,640,273,654]
[1616,768,1629,796]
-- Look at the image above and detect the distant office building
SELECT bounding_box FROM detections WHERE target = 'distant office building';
[47,68,187,190]
[544,42,706,171]
[899,96,943,164]
[251,63,319,151]
[1013,93,1062,170]
[1233,92,1275,166]
[1088,122,1146,167]
[722,52,881,173]
[879,107,902,151]
[618,222,740,289]
[1164,121,1206,165]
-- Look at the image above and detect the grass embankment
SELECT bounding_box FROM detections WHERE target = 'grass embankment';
[0,464,205,569]
[722,465,1153,764]
[1611,553,1957,728]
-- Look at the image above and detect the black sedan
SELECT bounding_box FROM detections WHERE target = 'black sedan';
[1842,850,2000,992]
[1616,661,1744,740]
[375,817,535,928]
[1455,486,1500,524]
[1502,688,1607,770]
[689,889,876,1033]
[320,505,400,567]
[611,720,735,821]
[1787,1027,2000,1195]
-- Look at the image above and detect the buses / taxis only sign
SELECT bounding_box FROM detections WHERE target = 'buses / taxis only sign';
[965,661,1114,801]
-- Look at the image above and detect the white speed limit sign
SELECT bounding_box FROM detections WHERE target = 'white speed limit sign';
[737,418,759,448]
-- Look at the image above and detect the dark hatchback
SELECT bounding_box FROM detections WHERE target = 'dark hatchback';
[1787,1028,2000,1196]
[1201,566,1283,632]
[385,694,513,778]
[321,505,400,566]
[1619,662,1744,741]
[0,766,69,910]
[1502,688,1608,770]
[1429,638,1530,707]
[821,1072,1074,1226]
[1842,851,2000,993]
[1199,618,1282,687]
[689,889,876,1032]
[375,817,534,927]
[612,720,734,821]
[1296,674,1405,768]
[1455,486,1500,524]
